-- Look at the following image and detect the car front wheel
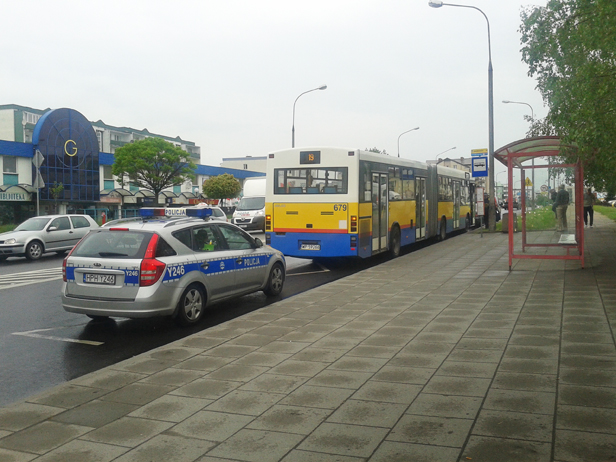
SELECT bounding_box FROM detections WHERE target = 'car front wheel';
[175,284,205,327]
[25,241,43,260]
[264,263,285,296]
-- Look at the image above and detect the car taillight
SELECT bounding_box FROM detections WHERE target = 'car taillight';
[140,259,166,286]
[140,234,166,287]
[62,245,78,282]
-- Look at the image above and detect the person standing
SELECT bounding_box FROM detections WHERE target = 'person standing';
[555,184,570,232]
[583,188,596,227]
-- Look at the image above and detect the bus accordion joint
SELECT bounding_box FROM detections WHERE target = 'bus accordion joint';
[351,216,358,233]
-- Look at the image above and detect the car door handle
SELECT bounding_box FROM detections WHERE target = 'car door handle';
[201,262,209,270]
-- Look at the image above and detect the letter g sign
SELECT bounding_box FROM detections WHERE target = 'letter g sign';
[64,139,78,156]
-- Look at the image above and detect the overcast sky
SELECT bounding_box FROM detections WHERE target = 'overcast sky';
[2,0,549,186]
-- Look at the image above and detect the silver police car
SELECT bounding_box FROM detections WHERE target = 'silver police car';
[61,207,286,326]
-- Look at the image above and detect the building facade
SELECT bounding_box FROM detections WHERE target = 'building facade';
[221,156,267,174]
[0,105,262,223]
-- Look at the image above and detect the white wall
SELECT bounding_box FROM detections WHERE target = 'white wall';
[0,110,15,141]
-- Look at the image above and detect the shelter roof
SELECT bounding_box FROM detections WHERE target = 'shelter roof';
[494,136,575,169]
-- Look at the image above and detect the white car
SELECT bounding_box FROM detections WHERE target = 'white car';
[0,214,99,261]
[207,206,229,222]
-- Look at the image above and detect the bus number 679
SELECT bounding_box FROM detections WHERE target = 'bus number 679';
[333,204,347,212]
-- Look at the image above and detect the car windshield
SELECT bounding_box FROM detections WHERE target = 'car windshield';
[71,231,151,259]
[237,197,265,211]
[14,217,51,231]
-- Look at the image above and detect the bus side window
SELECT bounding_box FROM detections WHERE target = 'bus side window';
[289,187,303,194]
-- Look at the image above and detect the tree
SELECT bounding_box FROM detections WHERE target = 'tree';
[112,138,196,203]
[202,174,241,205]
[49,182,64,214]
[520,0,616,191]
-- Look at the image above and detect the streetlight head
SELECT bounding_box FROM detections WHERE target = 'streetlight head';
[428,1,444,8]
[318,85,327,90]
[502,100,511,103]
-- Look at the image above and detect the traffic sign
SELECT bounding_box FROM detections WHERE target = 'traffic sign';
[525,177,533,187]
[471,148,488,157]
[472,157,488,178]
[540,185,548,192]
[32,149,45,169]
[33,171,45,189]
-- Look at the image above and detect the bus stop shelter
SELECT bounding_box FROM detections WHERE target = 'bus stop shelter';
[494,136,584,269]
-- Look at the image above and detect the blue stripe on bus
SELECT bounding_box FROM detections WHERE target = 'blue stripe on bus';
[269,232,358,258]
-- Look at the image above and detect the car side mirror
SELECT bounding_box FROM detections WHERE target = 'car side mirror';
[254,238,264,248]
[48,226,58,232]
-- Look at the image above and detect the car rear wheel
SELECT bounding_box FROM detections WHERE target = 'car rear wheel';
[263,263,284,296]
[25,241,43,260]
[175,284,205,327]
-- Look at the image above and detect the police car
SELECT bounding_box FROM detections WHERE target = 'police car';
[61,207,286,326]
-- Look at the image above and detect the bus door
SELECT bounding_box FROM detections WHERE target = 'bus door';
[453,181,461,229]
[372,173,388,253]
[416,177,426,239]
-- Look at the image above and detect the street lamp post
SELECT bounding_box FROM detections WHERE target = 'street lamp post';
[292,85,327,148]
[428,0,495,230]
[434,146,456,162]
[397,127,420,157]
[503,100,535,208]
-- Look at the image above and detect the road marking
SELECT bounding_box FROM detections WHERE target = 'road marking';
[12,328,104,346]
[0,267,63,289]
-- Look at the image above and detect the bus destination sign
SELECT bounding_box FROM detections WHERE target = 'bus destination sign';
[300,151,321,165]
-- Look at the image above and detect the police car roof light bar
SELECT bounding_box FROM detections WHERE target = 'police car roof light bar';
[185,208,213,219]
[140,208,167,217]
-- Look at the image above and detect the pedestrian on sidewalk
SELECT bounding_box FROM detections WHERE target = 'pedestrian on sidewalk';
[555,184,570,232]
[583,187,596,227]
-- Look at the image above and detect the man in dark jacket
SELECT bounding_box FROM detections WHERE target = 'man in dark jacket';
[555,184,570,232]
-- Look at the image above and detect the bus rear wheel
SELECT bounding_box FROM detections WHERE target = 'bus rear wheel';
[438,218,447,241]
[389,226,401,258]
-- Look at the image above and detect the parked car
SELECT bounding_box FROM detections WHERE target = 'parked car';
[0,214,99,261]
[207,206,229,222]
[61,207,285,326]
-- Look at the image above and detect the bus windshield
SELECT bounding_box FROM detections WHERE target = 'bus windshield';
[274,167,348,194]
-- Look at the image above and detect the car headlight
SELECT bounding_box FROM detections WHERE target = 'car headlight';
[255,210,265,217]
[4,238,17,245]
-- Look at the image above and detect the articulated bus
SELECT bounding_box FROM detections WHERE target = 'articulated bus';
[264,147,475,259]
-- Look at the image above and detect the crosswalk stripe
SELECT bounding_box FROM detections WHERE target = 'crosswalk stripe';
[0,268,63,289]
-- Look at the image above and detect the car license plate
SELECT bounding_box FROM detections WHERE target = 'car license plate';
[300,244,320,251]
[84,273,116,285]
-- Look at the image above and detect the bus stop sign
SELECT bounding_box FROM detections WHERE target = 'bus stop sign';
[472,156,488,178]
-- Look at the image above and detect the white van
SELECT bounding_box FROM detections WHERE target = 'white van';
[232,177,266,231]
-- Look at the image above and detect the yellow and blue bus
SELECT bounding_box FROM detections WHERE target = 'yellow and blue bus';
[265,147,475,259]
